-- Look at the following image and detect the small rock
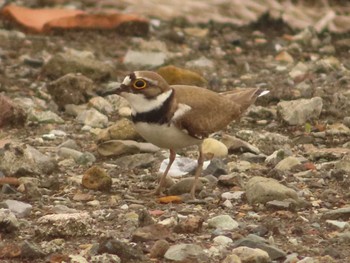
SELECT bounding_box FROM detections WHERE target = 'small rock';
[221,134,260,154]
[221,191,245,201]
[65,104,88,117]
[275,50,294,63]
[265,149,291,166]
[213,235,233,247]
[97,118,140,142]
[58,147,83,161]
[37,212,93,237]
[88,96,114,115]
[0,94,27,127]
[90,253,121,263]
[277,97,323,125]
[326,220,350,230]
[174,215,204,233]
[76,108,108,128]
[21,240,46,258]
[321,206,350,220]
[245,176,299,204]
[124,50,167,67]
[275,156,302,171]
[186,56,214,69]
[164,243,208,262]
[218,173,243,187]
[58,139,79,150]
[168,177,204,195]
[202,138,228,158]
[97,140,159,157]
[159,156,209,178]
[28,110,64,124]
[132,224,172,242]
[221,254,242,263]
[149,239,170,259]
[207,215,239,231]
[0,209,19,233]
[157,65,207,86]
[234,234,286,260]
[97,238,145,262]
[4,200,32,218]
[47,73,94,109]
[266,200,296,211]
[203,158,228,177]
[231,246,270,263]
[82,166,112,191]
[43,53,113,81]
[114,153,156,170]
[289,62,309,79]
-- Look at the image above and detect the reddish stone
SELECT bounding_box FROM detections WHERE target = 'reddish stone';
[0,95,27,128]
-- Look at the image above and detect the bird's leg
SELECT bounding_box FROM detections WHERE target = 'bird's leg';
[190,144,204,199]
[154,149,176,196]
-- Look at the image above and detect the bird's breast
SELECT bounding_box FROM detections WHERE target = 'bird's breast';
[134,122,202,149]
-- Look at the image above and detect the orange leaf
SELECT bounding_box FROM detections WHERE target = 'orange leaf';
[304,162,316,170]
[158,195,182,204]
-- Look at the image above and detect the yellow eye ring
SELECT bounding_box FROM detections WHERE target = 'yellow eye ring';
[133,79,147,89]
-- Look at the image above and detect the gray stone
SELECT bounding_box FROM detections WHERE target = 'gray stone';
[203,158,228,177]
[149,239,170,259]
[43,53,113,81]
[164,243,208,262]
[58,147,83,161]
[186,56,214,69]
[0,144,56,176]
[221,134,260,154]
[114,153,157,170]
[213,235,233,247]
[4,199,32,218]
[65,104,88,117]
[124,50,167,67]
[218,173,243,187]
[21,240,46,258]
[221,254,242,263]
[37,212,93,237]
[245,176,299,204]
[168,177,204,195]
[265,149,292,166]
[207,215,239,231]
[97,140,159,157]
[266,200,296,211]
[277,97,323,125]
[321,207,350,220]
[231,246,271,263]
[88,96,114,115]
[28,110,64,124]
[326,220,350,230]
[47,73,94,109]
[234,234,286,260]
[0,208,19,233]
[76,108,108,128]
[275,156,302,171]
[90,253,121,263]
[97,118,140,142]
[58,139,79,150]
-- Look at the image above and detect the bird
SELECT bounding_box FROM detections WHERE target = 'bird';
[100,71,269,199]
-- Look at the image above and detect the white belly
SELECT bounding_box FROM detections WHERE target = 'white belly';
[134,122,202,149]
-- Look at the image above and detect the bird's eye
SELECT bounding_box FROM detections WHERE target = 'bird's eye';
[133,79,147,89]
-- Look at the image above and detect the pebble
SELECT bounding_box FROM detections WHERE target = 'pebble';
[97,118,140,142]
[47,73,94,109]
[43,52,113,81]
[37,212,93,237]
[58,147,83,161]
[28,110,64,124]
[82,166,112,191]
[164,243,208,262]
[21,240,46,258]
[173,215,204,233]
[88,96,114,115]
[234,234,286,260]
[231,246,270,263]
[90,253,121,263]
[97,140,159,157]
[149,239,170,258]
[185,56,214,69]
[326,220,349,230]
[221,191,245,201]
[168,177,204,195]
[275,156,302,171]
[218,173,243,187]
[221,254,242,263]
[245,176,299,204]
[213,235,233,247]
[0,94,27,127]
[321,207,350,220]
[123,50,167,67]
[203,158,228,177]
[207,215,239,231]
[221,134,260,154]
[4,199,32,218]
[132,224,172,242]
[0,208,19,232]
[97,238,145,262]
[277,97,323,125]
[202,138,228,158]
[76,108,108,128]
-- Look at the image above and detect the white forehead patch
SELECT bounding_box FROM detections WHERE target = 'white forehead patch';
[122,75,132,85]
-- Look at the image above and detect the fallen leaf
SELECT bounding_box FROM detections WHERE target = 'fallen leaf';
[158,195,182,204]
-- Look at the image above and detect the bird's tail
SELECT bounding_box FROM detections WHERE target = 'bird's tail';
[221,87,269,112]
